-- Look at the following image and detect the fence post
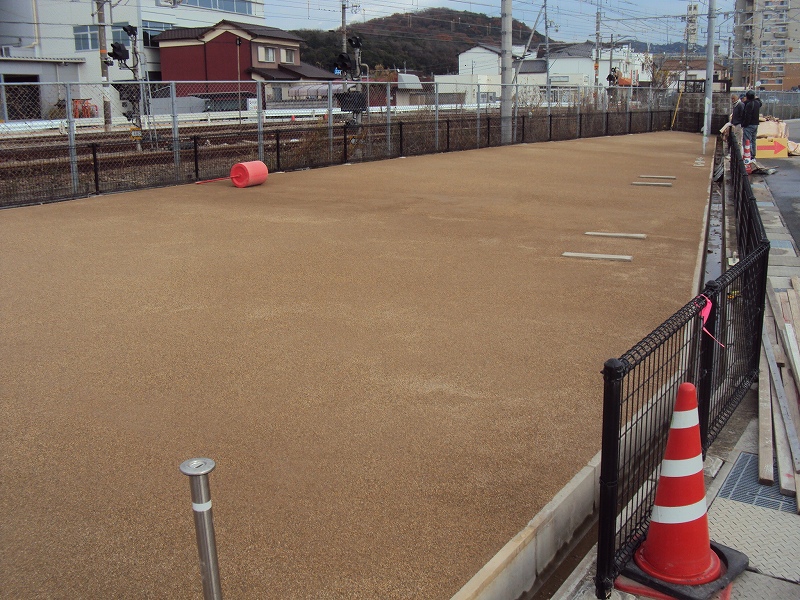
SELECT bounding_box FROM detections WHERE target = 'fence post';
[193,136,200,181]
[595,357,625,600]
[275,131,281,172]
[170,82,181,182]
[343,122,348,164]
[257,83,264,163]
[697,280,721,449]
[576,99,581,138]
[91,143,100,194]
[627,110,632,134]
[180,458,223,600]
[0,82,8,122]
[386,82,391,157]
[328,82,334,163]
[521,115,525,143]
[65,84,79,195]
[434,82,439,152]
[398,121,404,156]
[548,114,552,141]
[446,119,450,152]
[476,84,481,149]
[486,117,491,147]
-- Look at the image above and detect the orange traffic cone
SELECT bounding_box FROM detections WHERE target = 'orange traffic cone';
[743,139,753,175]
[634,382,721,585]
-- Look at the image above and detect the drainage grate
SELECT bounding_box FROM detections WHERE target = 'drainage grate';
[717,452,796,513]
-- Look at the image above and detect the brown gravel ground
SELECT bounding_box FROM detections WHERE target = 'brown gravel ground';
[2,131,709,599]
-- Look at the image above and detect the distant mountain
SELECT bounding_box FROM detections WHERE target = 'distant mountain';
[292,8,703,78]
[294,8,543,77]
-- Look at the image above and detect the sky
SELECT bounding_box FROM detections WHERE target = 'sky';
[260,0,736,48]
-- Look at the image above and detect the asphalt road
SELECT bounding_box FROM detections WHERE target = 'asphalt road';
[761,119,800,243]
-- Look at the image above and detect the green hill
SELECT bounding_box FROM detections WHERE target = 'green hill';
[293,8,543,77]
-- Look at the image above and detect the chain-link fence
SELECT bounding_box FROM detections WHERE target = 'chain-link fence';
[1,80,723,208]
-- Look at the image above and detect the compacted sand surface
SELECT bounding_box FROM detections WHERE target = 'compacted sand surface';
[2,132,710,599]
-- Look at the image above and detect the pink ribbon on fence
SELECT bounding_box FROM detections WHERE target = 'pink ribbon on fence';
[697,294,725,348]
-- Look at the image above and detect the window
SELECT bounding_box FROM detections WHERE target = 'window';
[183,0,253,15]
[112,23,131,47]
[74,24,134,51]
[257,46,275,62]
[143,21,173,48]
[74,25,99,51]
[283,48,295,63]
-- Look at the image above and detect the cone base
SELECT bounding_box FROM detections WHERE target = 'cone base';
[621,541,748,600]
[615,574,733,600]
[635,543,721,586]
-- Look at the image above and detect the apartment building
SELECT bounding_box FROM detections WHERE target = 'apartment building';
[0,0,266,84]
[733,0,800,90]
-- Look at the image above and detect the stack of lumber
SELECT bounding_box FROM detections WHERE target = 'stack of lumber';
[760,276,800,510]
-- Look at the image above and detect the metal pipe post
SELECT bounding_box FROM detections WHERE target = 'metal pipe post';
[327,82,334,162]
[65,84,79,195]
[386,82,391,156]
[595,357,625,599]
[476,83,481,149]
[180,458,223,600]
[256,83,264,163]
[434,82,439,152]
[170,82,181,180]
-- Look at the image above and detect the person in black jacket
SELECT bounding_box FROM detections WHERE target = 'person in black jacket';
[741,90,762,159]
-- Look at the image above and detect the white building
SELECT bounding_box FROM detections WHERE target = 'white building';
[0,0,266,85]
[458,44,530,76]
[436,42,650,103]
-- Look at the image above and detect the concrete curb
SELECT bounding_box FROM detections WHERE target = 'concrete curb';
[451,452,601,600]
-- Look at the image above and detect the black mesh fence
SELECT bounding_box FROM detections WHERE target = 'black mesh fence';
[0,77,725,209]
[594,138,770,598]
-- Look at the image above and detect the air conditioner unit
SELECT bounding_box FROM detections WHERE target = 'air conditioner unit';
[0,46,12,57]
[156,0,186,6]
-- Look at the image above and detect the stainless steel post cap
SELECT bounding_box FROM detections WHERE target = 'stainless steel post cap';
[179,458,216,476]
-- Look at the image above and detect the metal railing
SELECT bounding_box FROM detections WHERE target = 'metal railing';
[1,80,724,208]
[594,139,770,598]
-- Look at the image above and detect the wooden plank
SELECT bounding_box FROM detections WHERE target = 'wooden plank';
[764,300,787,366]
[763,329,800,472]
[561,252,632,262]
[759,345,775,484]
[772,377,797,496]
[584,232,647,239]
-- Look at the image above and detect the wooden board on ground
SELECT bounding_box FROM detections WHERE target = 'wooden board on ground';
[759,345,775,485]
[771,376,797,496]
[762,330,800,473]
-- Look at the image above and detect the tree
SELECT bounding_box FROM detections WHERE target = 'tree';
[643,53,677,89]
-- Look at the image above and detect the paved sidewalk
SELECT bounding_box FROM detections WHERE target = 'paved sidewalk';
[555,172,800,600]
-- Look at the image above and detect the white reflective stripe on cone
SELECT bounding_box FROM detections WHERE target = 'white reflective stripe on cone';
[671,409,699,429]
[660,455,704,478]
[651,498,707,524]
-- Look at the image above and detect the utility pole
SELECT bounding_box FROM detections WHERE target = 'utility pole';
[732,0,746,86]
[96,0,112,132]
[702,0,716,154]
[594,0,601,88]
[341,1,347,52]
[500,0,512,144]
[545,0,551,116]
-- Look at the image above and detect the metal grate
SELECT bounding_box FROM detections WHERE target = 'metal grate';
[718,451,796,513]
